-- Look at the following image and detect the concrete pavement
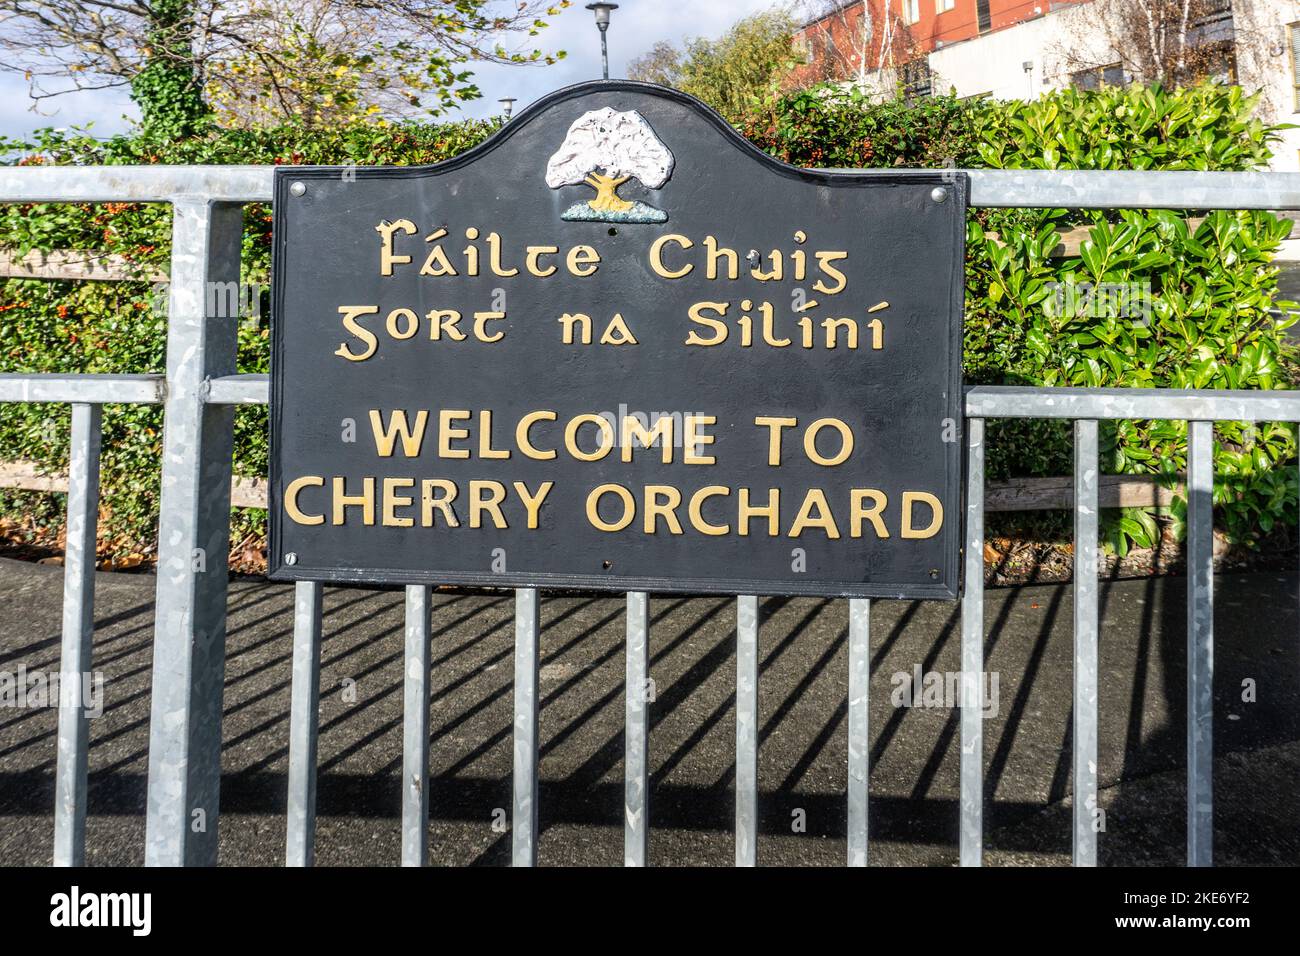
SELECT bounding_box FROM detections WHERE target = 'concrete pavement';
[0,556,1297,866]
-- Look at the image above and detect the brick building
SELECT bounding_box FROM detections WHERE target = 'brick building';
[792,1,1300,171]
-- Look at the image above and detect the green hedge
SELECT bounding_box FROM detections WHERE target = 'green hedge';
[1,82,1295,560]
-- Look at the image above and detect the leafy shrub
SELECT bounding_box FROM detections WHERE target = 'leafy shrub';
[1,82,1294,560]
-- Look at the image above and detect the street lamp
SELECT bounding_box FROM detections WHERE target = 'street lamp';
[585,3,619,80]
[498,97,517,120]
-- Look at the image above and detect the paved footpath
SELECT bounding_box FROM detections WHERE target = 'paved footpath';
[0,556,1297,866]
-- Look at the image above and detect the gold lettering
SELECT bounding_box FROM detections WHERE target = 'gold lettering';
[284,476,325,526]
[688,486,730,536]
[382,478,415,527]
[755,416,797,466]
[621,416,674,464]
[385,308,419,340]
[588,484,635,532]
[332,477,375,526]
[369,409,428,458]
[517,411,558,460]
[438,410,471,459]
[559,313,592,345]
[738,487,779,537]
[419,228,458,277]
[644,485,684,534]
[474,311,506,342]
[421,479,459,527]
[704,236,738,280]
[789,489,840,539]
[486,232,519,277]
[565,414,616,462]
[685,302,728,346]
[567,245,601,277]
[813,251,849,295]
[525,245,559,277]
[335,305,379,361]
[901,491,943,539]
[469,480,508,529]
[376,219,415,275]
[600,313,638,346]
[513,481,554,529]
[683,415,717,465]
[803,418,854,466]
[821,317,858,349]
[650,234,693,279]
[428,309,466,342]
[851,490,889,538]
[478,410,510,460]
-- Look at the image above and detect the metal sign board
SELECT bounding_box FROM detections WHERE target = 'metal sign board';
[268,81,967,599]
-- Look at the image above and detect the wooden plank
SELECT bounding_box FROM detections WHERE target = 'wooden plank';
[0,247,166,283]
[0,460,267,508]
[985,474,1178,512]
[0,459,1178,514]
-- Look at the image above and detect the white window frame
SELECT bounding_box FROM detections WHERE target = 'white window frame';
[903,0,921,25]
[936,0,955,12]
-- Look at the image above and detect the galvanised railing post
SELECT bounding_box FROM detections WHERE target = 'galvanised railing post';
[144,198,243,866]
[53,402,102,866]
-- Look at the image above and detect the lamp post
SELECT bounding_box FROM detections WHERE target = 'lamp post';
[585,3,619,80]
[499,97,517,120]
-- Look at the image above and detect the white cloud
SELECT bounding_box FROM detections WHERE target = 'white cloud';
[0,0,785,138]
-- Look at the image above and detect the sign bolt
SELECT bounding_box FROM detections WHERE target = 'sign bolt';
[930,187,948,204]
[284,552,299,566]
[289,181,307,197]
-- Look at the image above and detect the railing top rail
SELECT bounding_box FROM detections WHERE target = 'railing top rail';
[0,165,274,203]
[0,373,164,404]
[202,374,1300,423]
[2,166,1300,210]
[966,385,1300,421]
[964,169,1300,210]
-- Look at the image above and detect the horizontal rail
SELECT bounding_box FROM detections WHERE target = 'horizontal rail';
[206,374,269,405]
[0,374,163,404]
[0,166,274,203]
[965,169,1300,210]
[3,167,1300,211]
[207,376,1300,423]
[966,386,1300,421]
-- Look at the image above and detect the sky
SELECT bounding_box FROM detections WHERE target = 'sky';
[0,0,783,140]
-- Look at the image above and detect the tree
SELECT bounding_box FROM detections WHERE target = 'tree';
[796,0,917,97]
[627,8,804,121]
[0,0,571,134]
[545,107,673,222]
[1058,0,1236,87]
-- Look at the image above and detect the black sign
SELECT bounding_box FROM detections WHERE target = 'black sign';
[268,81,967,599]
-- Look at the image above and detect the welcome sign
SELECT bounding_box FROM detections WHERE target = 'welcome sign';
[268,81,967,599]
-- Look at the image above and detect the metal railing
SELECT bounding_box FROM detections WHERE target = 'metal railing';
[2,164,1300,867]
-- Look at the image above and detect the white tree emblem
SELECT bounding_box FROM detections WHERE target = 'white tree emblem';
[545,107,674,223]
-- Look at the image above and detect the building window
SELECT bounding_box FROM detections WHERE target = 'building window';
[1292,23,1300,111]
[936,0,955,11]
[976,0,991,32]
[1072,63,1126,91]
[903,0,920,25]
[899,57,931,100]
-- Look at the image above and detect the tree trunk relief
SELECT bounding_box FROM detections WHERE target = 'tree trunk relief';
[585,172,634,213]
